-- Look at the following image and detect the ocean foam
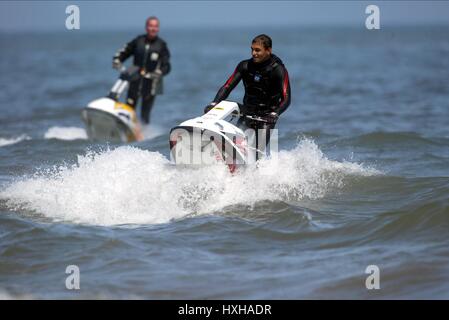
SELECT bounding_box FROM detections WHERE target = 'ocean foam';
[0,135,30,147]
[44,126,87,140]
[0,139,379,226]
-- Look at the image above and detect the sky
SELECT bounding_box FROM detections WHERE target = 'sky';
[0,1,448,32]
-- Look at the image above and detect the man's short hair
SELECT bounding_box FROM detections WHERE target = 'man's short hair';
[252,34,272,49]
[146,16,159,24]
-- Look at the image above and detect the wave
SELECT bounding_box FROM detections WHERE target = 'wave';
[44,126,87,140]
[43,125,164,142]
[366,177,449,240]
[0,139,379,226]
[337,131,449,147]
[0,135,30,147]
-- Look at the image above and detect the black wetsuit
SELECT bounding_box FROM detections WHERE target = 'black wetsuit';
[212,54,291,148]
[114,34,171,124]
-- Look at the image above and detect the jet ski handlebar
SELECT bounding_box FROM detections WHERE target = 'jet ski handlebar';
[117,65,161,81]
[118,65,141,82]
[231,105,270,123]
[243,114,270,123]
[230,110,269,123]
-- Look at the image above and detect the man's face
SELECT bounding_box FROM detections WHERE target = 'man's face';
[146,19,160,39]
[251,42,272,63]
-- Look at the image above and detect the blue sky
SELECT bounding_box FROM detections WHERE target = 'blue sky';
[1,1,448,32]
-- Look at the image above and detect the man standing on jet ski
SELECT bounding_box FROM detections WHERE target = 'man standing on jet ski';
[204,34,291,146]
[112,16,171,124]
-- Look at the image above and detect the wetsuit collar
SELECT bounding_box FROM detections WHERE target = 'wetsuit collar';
[252,55,274,69]
[146,35,158,43]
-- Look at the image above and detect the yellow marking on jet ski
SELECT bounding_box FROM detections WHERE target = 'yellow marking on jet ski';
[213,107,224,110]
[114,102,135,113]
[114,102,138,121]
[113,102,143,141]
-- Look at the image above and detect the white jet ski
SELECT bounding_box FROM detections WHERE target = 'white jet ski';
[169,100,270,172]
[82,66,143,143]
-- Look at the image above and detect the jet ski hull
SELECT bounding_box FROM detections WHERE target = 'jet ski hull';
[170,125,246,171]
[82,97,143,143]
[169,101,255,172]
[82,108,138,143]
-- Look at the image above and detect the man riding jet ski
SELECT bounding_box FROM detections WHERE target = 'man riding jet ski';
[169,34,291,172]
[82,66,144,143]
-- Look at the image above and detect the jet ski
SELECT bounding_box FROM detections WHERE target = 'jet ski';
[82,66,143,143]
[169,100,270,172]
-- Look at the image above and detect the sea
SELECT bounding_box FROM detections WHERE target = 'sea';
[0,26,448,299]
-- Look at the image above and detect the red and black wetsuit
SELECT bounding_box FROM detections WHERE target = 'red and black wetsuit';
[213,54,291,121]
[212,54,291,152]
